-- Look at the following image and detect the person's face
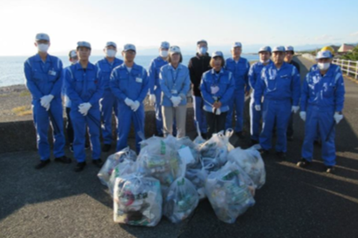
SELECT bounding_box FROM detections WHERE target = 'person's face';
[77,47,91,61]
[285,51,294,62]
[231,47,242,58]
[104,45,117,53]
[34,40,50,47]
[259,51,271,62]
[198,42,207,49]
[272,51,285,64]
[170,53,180,64]
[213,57,222,69]
[122,50,136,62]
[317,58,331,63]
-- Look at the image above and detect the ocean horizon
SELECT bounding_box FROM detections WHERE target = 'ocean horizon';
[0,54,259,88]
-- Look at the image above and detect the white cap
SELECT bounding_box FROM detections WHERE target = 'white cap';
[272,46,285,52]
[123,44,136,52]
[258,46,272,53]
[105,41,117,48]
[212,51,224,58]
[69,50,77,58]
[77,41,91,49]
[316,50,333,59]
[35,33,50,42]
[232,42,242,49]
[169,46,181,54]
[160,41,170,49]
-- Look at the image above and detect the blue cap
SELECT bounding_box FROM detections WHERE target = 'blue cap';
[160,41,170,49]
[272,46,285,52]
[69,50,77,58]
[169,46,181,54]
[316,50,333,59]
[258,46,272,53]
[105,41,117,48]
[77,41,91,49]
[197,39,208,45]
[35,33,50,42]
[123,44,136,52]
[285,46,294,52]
[212,51,224,58]
[232,42,242,49]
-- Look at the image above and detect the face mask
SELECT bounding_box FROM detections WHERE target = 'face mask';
[198,47,207,55]
[106,49,116,57]
[160,50,168,57]
[37,44,49,53]
[317,62,330,70]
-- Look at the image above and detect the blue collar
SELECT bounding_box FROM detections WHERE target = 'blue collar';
[35,53,51,62]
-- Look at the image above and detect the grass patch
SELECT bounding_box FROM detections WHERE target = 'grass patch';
[12,105,32,116]
[19,90,31,97]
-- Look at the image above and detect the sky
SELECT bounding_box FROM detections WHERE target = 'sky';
[0,0,358,56]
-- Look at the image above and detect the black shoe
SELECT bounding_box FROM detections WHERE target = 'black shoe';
[287,135,294,141]
[297,158,311,168]
[251,139,259,146]
[102,144,111,152]
[276,152,286,160]
[85,143,90,150]
[54,155,72,164]
[201,133,207,140]
[236,131,245,139]
[69,144,74,153]
[325,166,335,174]
[92,158,103,168]
[74,162,86,172]
[259,149,269,156]
[35,159,50,169]
[314,140,322,147]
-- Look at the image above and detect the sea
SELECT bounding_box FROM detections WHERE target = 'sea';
[0,54,259,87]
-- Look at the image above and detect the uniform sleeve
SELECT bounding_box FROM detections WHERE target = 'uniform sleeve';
[148,60,156,94]
[65,68,84,105]
[248,64,256,88]
[159,67,173,99]
[136,68,150,103]
[200,74,215,105]
[50,58,63,97]
[110,69,127,101]
[88,68,104,105]
[24,59,43,99]
[219,72,235,105]
[334,71,345,112]
[254,69,266,105]
[291,67,301,106]
[300,74,309,111]
[179,69,191,98]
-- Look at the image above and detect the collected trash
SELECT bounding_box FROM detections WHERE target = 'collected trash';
[113,174,162,226]
[108,159,136,196]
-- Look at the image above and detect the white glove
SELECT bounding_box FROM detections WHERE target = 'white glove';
[78,102,92,116]
[215,108,221,115]
[300,111,306,121]
[171,96,181,107]
[124,98,134,107]
[40,95,54,111]
[255,105,261,111]
[149,94,156,106]
[131,100,140,112]
[334,112,343,124]
[292,106,299,114]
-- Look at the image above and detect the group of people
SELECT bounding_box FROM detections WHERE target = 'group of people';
[24,33,345,173]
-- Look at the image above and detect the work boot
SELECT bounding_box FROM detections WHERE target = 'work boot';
[236,131,245,139]
[325,166,335,174]
[74,162,86,172]
[35,159,50,170]
[102,144,111,152]
[201,133,207,140]
[54,155,72,164]
[92,158,103,168]
[251,139,259,146]
[297,158,311,168]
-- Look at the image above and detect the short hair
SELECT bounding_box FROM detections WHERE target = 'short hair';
[210,57,225,68]
[168,53,183,63]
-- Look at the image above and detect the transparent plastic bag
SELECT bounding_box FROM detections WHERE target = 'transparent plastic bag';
[185,166,208,199]
[193,122,206,146]
[163,177,199,223]
[113,174,162,226]
[108,159,136,196]
[228,146,266,189]
[97,147,137,186]
[205,162,255,224]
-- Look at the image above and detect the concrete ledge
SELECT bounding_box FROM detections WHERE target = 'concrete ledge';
[0,109,195,153]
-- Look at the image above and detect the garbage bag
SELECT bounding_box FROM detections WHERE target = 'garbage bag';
[108,159,136,196]
[163,177,199,223]
[228,146,266,189]
[193,122,206,146]
[97,147,137,186]
[113,174,162,226]
[185,165,208,199]
[205,162,255,224]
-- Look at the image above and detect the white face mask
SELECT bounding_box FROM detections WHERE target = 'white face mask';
[317,62,330,70]
[37,44,49,53]
[106,49,116,57]
[198,47,207,55]
[159,50,168,58]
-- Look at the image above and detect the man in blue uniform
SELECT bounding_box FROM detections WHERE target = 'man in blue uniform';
[254,46,300,159]
[148,41,170,136]
[110,44,149,153]
[248,46,272,145]
[298,50,345,173]
[225,42,250,139]
[65,41,104,172]
[95,42,123,152]
[24,33,71,169]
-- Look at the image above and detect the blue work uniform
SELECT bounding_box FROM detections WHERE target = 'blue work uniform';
[254,62,300,152]
[95,57,123,145]
[24,54,66,161]
[65,62,104,162]
[224,57,250,132]
[148,56,169,135]
[110,63,149,152]
[248,60,273,141]
[301,65,345,166]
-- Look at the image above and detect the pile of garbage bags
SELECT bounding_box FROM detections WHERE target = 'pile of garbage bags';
[97,130,266,226]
